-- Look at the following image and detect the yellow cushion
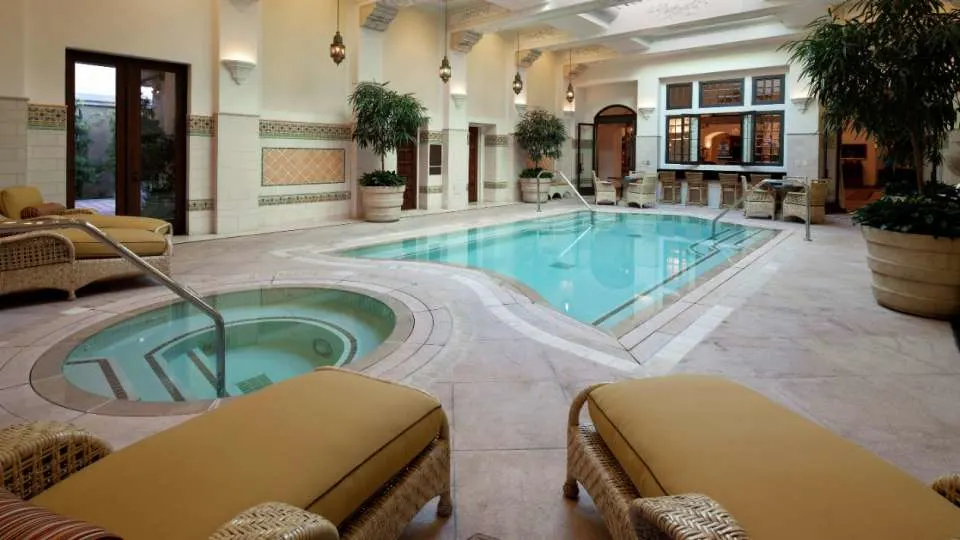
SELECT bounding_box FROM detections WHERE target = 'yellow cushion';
[587,375,960,540]
[71,214,172,234]
[0,186,44,220]
[33,368,445,539]
[54,228,168,259]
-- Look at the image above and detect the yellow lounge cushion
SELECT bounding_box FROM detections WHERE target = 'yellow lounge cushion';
[54,228,168,259]
[587,375,960,540]
[0,186,44,220]
[33,368,445,539]
[68,214,172,234]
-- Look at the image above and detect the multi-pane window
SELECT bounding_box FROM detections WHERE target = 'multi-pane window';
[700,79,744,107]
[753,75,785,105]
[752,113,784,165]
[666,116,696,163]
[666,83,693,110]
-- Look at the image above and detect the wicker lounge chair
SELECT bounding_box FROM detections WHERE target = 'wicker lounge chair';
[658,172,680,204]
[0,368,452,539]
[782,179,828,224]
[684,172,707,206]
[719,173,741,208]
[594,171,618,205]
[0,186,171,234]
[624,173,657,208]
[742,177,775,219]
[563,376,960,540]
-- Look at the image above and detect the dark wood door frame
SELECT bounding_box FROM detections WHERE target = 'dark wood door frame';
[397,142,418,210]
[66,49,189,234]
[468,126,479,203]
[592,105,637,177]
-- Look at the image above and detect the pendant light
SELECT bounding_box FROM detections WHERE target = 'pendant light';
[512,32,524,95]
[565,48,575,103]
[439,0,452,83]
[329,0,346,65]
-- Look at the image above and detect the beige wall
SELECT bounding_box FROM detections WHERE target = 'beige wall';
[467,34,510,123]
[383,6,443,123]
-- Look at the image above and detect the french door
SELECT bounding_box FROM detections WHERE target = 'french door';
[576,123,595,195]
[67,50,188,234]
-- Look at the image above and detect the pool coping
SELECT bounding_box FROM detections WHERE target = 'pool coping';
[29,284,415,417]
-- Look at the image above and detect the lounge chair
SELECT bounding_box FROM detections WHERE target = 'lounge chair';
[684,172,707,206]
[782,179,828,224]
[719,173,741,208]
[624,173,657,208]
[742,177,776,219]
[594,171,617,205]
[658,172,680,204]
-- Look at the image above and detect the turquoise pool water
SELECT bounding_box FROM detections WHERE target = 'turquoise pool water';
[343,211,773,330]
[62,288,395,402]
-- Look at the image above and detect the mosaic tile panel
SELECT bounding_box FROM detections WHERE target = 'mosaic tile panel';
[262,148,345,186]
[258,191,351,206]
[419,130,444,143]
[27,104,67,130]
[188,115,216,137]
[259,120,352,140]
[418,185,443,194]
[484,135,510,147]
[188,199,215,212]
[483,181,508,189]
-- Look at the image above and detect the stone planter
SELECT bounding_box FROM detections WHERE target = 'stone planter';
[519,178,551,203]
[360,185,405,223]
[862,226,960,318]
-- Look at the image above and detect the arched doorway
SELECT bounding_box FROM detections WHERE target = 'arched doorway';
[579,105,637,197]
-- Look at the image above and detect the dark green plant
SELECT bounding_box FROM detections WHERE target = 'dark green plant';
[784,0,960,191]
[514,108,567,170]
[359,170,406,187]
[73,107,99,197]
[519,167,552,179]
[853,184,960,238]
[348,81,428,186]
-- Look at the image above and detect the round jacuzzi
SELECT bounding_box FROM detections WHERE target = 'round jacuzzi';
[32,287,409,415]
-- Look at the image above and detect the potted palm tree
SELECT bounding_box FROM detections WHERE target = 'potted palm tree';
[786,0,960,318]
[349,81,428,222]
[514,109,567,203]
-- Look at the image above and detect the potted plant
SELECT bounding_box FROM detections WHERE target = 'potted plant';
[349,81,428,222]
[514,109,567,203]
[786,0,960,318]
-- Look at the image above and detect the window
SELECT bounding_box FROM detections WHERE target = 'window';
[700,79,744,107]
[428,144,442,175]
[698,114,743,165]
[666,83,693,110]
[751,112,784,165]
[666,116,697,163]
[753,75,785,105]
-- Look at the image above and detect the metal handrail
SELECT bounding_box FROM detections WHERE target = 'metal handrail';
[710,193,746,237]
[535,169,593,214]
[0,218,228,397]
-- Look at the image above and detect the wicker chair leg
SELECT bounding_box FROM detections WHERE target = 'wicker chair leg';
[565,384,608,501]
[437,491,453,517]
[563,477,580,499]
[67,289,77,301]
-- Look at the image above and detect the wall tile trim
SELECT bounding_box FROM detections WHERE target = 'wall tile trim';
[258,191,352,206]
[27,104,67,131]
[484,135,510,146]
[188,115,216,137]
[259,120,352,141]
[418,185,443,194]
[483,181,509,189]
[188,199,215,212]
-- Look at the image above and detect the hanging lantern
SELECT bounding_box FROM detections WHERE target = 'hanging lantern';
[329,0,345,65]
[512,72,524,95]
[565,49,575,103]
[439,0,451,83]
[439,55,452,83]
[566,82,575,103]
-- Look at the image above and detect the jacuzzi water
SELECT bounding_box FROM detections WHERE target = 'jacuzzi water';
[62,288,395,402]
[342,211,773,330]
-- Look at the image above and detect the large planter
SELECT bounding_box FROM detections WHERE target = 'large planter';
[519,178,551,203]
[862,226,960,318]
[361,185,405,223]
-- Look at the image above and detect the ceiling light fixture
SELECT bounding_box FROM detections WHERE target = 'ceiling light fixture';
[566,48,575,103]
[512,32,524,95]
[439,0,452,83]
[329,0,346,65]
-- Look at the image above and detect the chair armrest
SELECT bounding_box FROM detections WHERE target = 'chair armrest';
[63,208,98,215]
[0,421,112,500]
[211,502,340,540]
[933,473,960,508]
[630,493,749,540]
[0,231,76,271]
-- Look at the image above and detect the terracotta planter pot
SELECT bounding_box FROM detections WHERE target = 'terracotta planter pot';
[519,178,551,203]
[862,226,960,318]
[361,185,405,223]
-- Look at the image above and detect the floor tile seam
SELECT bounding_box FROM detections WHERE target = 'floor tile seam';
[642,305,735,376]
[450,446,567,453]
[380,343,442,382]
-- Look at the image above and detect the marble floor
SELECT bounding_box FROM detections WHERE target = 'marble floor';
[0,200,957,539]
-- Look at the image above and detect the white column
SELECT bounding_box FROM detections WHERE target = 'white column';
[442,51,468,210]
[214,0,262,234]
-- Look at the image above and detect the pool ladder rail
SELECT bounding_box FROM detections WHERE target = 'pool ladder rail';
[536,169,596,225]
[0,218,229,398]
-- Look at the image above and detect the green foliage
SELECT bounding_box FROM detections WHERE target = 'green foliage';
[138,97,175,196]
[73,108,99,197]
[784,0,960,190]
[514,109,567,169]
[519,167,552,179]
[853,184,960,238]
[359,170,406,187]
[348,81,428,174]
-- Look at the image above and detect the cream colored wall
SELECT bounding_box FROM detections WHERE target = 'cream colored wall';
[24,0,215,113]
[382,6,443,123]
[0,0,26,97]
[526,51,558,112]
[261,0,353,122]
[841,128,879,186]
[467,34,510,124]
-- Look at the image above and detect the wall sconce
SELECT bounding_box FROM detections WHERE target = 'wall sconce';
[450,92,467,109]
[222,59,256,85]
[637,106,655,120]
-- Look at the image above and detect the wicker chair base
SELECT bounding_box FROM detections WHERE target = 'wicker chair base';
[781,202,825,224]
[75,253,172,291]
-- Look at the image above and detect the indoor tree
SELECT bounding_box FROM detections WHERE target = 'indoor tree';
[348,81,428,186]
[514,108,568,176]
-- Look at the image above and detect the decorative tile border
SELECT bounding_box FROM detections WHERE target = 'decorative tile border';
[258,191,351,206]
[262,148,345,186]
[259,119,352,141]
[188,115,216,137]
[419,130,443,143]
[418,185,443,194]
[27,104,67,131]
[483,181,508,189]
[188,199,215,212]
[484,135,510,147]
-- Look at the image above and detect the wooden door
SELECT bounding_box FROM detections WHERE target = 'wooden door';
[397,142,418,210]
[468,126,479,203]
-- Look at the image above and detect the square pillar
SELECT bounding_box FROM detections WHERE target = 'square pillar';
[442,51,469,210]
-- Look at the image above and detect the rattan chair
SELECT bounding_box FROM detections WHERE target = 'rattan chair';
[685,172,707,206]
[624,173,658,208]
[658,172,680,204]
[594,171,618,205]
[782,179,828,224]
[719,173,741,208]
[742,177,776,219]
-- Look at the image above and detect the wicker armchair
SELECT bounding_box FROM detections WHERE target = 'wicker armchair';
[658,172,680,204]
[782,179,827,224]
[595,171,618,205]
[742,178,775,220]
[684,172,707,206]
[624,173,658,209]
[719,173,741,208]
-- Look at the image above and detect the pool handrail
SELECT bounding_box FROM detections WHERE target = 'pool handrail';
[0,218,228,398]
[537,169,593,213]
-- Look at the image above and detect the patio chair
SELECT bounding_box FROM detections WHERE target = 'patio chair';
[658,172,680,204]
[594,171,618,205]
[624,173,657,208]
[743,177,775,219]
[684,172,707,206]
[719,173,741,208]
[783,179,828,224]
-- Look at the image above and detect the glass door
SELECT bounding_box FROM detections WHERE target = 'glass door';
[576,123,594,195]
[71,62,118,215]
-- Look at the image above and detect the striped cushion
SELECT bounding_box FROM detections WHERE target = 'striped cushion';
[0,489,119,540]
